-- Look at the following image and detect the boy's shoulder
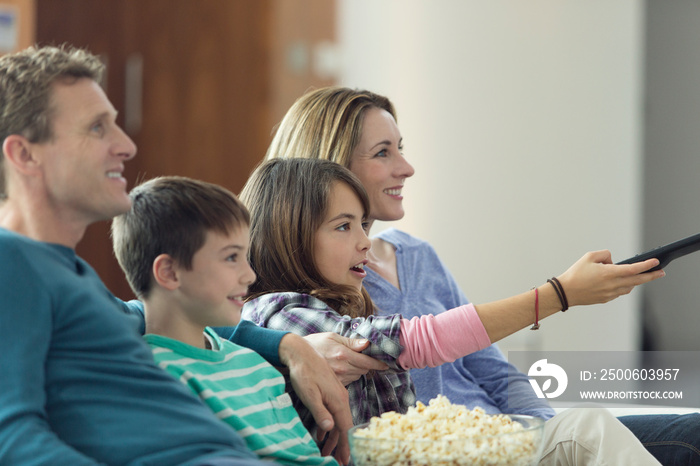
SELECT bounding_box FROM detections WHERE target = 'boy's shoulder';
[145,329,259,361]
[146,328,281,382]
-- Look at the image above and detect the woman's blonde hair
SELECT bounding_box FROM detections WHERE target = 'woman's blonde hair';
[240,158,374,318]
[265,86,396,168]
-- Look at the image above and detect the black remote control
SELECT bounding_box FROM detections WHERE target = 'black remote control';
[616,232,700,272]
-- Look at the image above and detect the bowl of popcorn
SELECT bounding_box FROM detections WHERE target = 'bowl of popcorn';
[348,395,545,466]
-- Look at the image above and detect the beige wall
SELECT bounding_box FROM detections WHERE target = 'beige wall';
[338,0,645,355]
[643,0,700,351]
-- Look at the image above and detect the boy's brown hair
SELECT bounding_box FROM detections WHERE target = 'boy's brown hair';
[112,176,249,298]
[241,157,374,318]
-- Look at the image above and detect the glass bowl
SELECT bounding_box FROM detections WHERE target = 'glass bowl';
[348,414,545,466]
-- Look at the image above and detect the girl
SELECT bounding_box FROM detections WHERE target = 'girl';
[239,157,657,431]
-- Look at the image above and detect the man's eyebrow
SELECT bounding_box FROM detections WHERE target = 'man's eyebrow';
[86,110,117,124]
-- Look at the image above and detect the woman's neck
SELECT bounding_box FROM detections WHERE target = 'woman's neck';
[366,236,400,289]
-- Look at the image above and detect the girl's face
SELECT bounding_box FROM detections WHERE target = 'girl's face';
[348,107,415,223]
[313,181,371,291]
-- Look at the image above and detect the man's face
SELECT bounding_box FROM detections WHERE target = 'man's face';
[31,78,136,225]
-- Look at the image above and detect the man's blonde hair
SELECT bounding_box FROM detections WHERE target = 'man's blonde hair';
[0,44,104,197]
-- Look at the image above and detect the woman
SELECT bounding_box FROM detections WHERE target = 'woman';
[263,86,699,465]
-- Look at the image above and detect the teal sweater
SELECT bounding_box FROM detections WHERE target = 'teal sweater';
[0,228,280,465]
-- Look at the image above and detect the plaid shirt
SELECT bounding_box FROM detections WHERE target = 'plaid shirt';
[242,292,416,430]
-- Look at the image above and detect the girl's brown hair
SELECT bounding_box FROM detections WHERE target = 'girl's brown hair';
[240,158,374,318]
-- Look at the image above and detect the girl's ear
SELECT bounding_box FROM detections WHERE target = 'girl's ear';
[152,254,180,291]
[2,135,40,175]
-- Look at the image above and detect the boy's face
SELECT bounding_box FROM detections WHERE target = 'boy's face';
[175,226,255,327]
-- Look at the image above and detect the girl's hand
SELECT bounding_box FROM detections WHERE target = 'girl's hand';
[557,250,665,307]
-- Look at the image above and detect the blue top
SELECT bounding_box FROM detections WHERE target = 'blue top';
[363,228,556,419]
[0,227,269,465]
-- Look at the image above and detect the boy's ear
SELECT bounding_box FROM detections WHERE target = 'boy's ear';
[2,135,40,175]
[152,254,180,290]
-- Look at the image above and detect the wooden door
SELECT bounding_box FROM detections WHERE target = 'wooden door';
[35,0,335,300]
[36,0,133,298]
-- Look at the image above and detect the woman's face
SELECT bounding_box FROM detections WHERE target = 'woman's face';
[348,107,415,223]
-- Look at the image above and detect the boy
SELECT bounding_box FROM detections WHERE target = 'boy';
[0,44,349,465]
[111,176,338,466]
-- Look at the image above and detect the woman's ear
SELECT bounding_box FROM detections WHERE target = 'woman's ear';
[2,135,39,175]
[152,254,180,290]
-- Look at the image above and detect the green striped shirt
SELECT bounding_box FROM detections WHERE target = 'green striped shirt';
[145,327,337,466]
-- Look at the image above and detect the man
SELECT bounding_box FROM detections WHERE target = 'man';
[0,45,351,465]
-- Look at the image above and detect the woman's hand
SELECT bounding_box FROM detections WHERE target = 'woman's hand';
[304,332,389,386]
[557,250,665,307]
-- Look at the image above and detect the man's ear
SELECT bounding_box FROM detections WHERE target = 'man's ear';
[152,254,180,290]
[2,135,39,175]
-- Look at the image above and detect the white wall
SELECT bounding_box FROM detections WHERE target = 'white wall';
[338,0,646,355]
[643,0,700,351]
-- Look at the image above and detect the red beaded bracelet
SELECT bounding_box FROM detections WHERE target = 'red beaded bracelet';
[530,287,540,330]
